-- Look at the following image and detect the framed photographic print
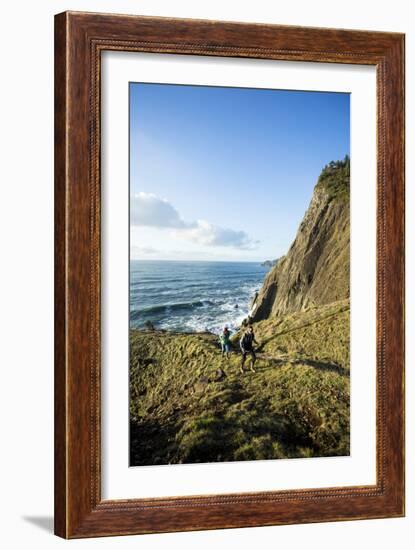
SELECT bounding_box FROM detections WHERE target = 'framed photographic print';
[54,11,405,538]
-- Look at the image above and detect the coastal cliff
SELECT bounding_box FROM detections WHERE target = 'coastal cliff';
[251,157,350,322]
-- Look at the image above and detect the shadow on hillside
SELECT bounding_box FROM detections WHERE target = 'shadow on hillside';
[255,353,346,376]
[130,417,179,467]
[130,405,296,466]
[299,358,346,375]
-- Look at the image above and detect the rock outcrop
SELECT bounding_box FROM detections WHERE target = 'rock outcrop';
[251,158,350,322]
[261,259,279,268]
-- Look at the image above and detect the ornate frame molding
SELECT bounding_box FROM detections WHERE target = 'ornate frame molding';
[55,11,404,538]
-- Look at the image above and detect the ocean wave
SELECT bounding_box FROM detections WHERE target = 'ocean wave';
[151,300,250,333]
[130,300,215,320]
[129,261,266,332]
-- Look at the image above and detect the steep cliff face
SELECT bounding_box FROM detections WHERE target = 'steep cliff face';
[251,158,350,322]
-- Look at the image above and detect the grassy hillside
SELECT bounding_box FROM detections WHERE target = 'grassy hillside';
[130,299,350,466]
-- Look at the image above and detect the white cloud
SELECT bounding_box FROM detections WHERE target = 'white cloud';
[131,192,258,250]
[175,220,258,250]
[130,192,186,228]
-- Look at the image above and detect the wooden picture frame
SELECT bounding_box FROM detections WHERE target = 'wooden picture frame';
[54,11,405,538]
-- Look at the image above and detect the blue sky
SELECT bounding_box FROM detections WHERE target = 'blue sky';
[130,82,349,261]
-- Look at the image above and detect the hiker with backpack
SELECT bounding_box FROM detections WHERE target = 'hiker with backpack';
[219,326,232,359]
[240,325,258,373]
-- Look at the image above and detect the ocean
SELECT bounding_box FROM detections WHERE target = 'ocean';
[130,260,267,334]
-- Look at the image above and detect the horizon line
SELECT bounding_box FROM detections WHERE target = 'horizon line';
[130,258,270,263]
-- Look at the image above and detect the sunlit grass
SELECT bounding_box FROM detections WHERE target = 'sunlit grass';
[130,300,350,465]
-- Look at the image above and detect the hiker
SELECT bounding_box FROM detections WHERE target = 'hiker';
[219,326,232,359]
[240,325,258,373]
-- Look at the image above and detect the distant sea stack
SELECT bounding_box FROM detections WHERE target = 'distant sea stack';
[252,157,350,322]
[261,259,279,268]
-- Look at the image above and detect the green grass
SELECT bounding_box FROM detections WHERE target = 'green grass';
[315,155,350,202]
[130,300,350,465]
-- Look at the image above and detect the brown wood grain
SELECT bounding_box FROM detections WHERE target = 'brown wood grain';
[54,11,405,539]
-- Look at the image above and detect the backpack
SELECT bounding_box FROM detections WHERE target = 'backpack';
[241,332,254,349]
